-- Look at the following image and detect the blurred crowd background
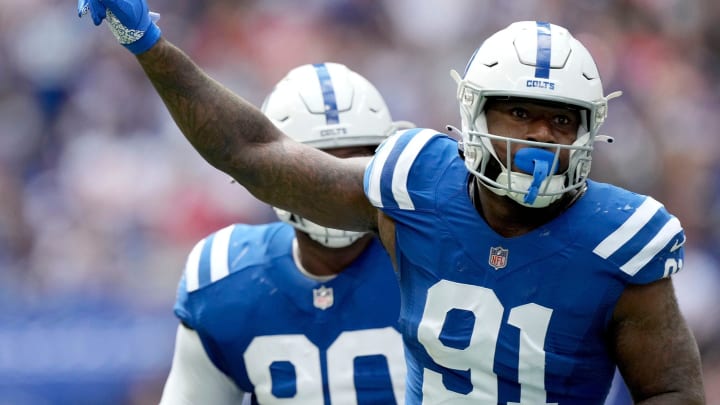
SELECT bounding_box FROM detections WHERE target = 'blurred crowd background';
[0,0,719,404]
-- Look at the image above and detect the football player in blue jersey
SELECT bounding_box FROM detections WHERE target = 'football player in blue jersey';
[159,62,409,404]
[80,1,705,403]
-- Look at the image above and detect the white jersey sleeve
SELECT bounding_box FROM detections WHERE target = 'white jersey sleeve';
[159,325,245,405]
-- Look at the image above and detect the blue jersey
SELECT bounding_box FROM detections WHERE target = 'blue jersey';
[174,222,406,404]
[364,128,685,405]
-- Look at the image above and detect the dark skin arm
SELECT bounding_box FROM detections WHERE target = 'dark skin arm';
[135,38,378,233]
[610,278,705,404]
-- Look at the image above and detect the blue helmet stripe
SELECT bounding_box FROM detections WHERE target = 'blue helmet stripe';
[535,21,552,79]
[312,63,340,124]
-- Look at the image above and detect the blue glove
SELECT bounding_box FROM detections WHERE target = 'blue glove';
[78,0,162,54]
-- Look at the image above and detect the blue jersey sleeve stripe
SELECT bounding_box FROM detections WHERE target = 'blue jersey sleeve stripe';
[365,131,405,207]
[620,217,682,276]
[391,129,438,210]
[184,238,207,292]
[379,129,424,209]
[210,224,235,283]
[196,233,216,290]
[593,197,663,259]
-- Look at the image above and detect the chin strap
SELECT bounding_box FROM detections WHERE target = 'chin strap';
[445,124,463,140]
[595,135,615,144]
[445,125,464,155]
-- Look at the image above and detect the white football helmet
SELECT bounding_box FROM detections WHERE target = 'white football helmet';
[452,21,621,208]
[263,62,412,248]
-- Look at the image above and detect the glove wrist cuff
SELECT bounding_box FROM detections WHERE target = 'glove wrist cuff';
[125,23,161,54]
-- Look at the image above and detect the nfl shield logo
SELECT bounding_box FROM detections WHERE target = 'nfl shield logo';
[313,286,334,310]
[489,246,509,270]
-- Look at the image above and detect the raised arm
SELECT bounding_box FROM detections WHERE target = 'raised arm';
[78,0,377,232]
[136,39,377,232]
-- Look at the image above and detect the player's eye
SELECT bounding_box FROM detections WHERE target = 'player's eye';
[553,114,577,128]
[510,107,529,119]
[555,115,570,125]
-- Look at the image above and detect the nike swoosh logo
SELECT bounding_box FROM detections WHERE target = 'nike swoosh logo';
[669,235,686,252]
